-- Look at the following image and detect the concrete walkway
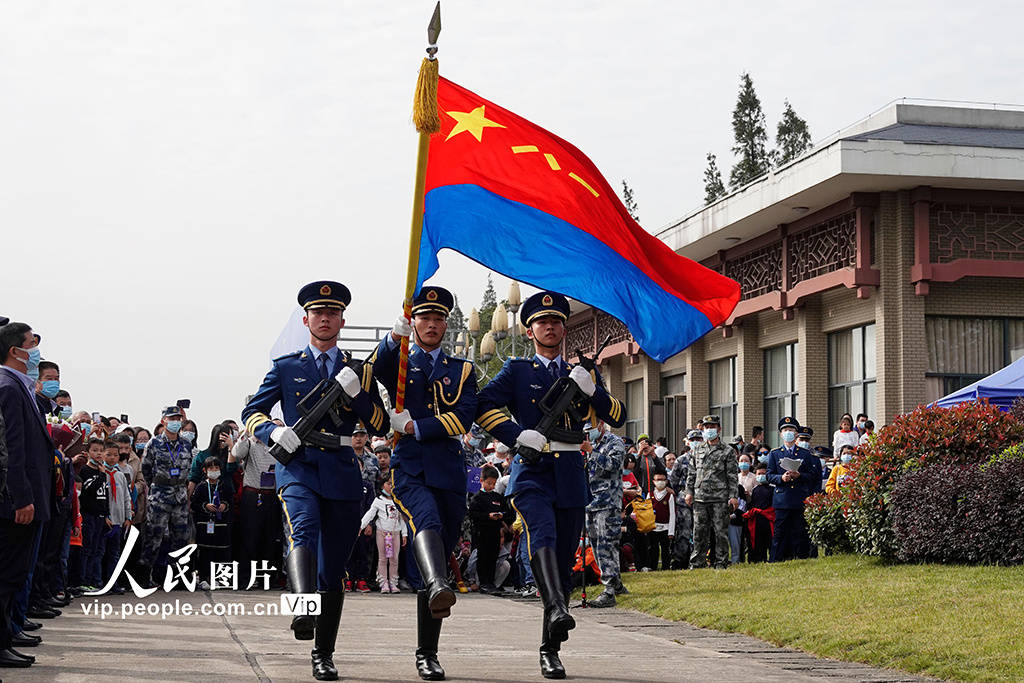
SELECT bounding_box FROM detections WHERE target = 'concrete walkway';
[9,590,927,682]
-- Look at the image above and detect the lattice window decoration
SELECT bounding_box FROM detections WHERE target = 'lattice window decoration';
[787,210,856,286]
[725,243,782,300]
[595,312,631,346]
[565,317,596,356]
[930,202,1024,263]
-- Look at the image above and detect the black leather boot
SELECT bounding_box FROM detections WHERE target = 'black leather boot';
[286,546,318,640]
[530,547,575,643]
[539,615,566,679]
[311,590,342,681]
[412,530,456,619]
[415,590,445,680]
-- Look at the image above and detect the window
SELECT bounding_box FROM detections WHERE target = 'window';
[925,317,1024,403]
[624,379,645,442]
[764,343,798,448]
[709,357,737,440]
[659,373,686,450]
[828,324,876,429]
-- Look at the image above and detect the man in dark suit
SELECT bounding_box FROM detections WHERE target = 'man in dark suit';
[0,322,56,668]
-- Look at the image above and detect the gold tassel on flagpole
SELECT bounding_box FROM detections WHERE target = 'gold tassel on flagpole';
[413,56,440,135]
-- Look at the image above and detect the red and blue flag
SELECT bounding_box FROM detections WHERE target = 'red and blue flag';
[418,77,740,362]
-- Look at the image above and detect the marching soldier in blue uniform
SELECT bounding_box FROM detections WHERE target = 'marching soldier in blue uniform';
[373,286,477,682]
[475,291,625,680]
[765,416,821,563]
[242,281,387,682]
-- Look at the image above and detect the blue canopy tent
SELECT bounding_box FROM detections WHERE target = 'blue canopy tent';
[931,356,1024,410]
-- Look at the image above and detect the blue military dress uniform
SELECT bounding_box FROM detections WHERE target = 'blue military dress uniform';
[372,337,477,554]
[241,281,387,594]
[765,416,821,562]
[475,292,626,677]
[372,285,478,680]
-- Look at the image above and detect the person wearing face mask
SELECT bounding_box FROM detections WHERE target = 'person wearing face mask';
[33,361,61,419]
[795,426,813,452]
[648,468,675,571]
[737,453,756,495]
[765,417,821,562]
[191,457,234,590]
[743,464,775,563]
[814,446,833,485]
[53,391,73,422]
[138,406,196,587]
[187,423,233,498]
[668,430,699,569]
[685,415,739,570]
[582,419,628,607]
[826,445,857,495]
[0,322,58,666]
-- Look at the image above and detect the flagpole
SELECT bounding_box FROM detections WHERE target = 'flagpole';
[396,2,442,414]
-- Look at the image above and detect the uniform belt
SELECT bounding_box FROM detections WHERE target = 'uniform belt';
[545,441,582,453]
[302,433,353,450]
[243,485,276,493]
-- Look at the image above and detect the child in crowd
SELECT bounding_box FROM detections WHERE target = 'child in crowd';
[468,466,508,593]
[737,453,756,494]
[359,477,408,593]
[646,468,675,571]
[744,464,774,563]
[77,438,109,591]
[101,440,132,593]
[191,457,234,587]
[826,445,857,495]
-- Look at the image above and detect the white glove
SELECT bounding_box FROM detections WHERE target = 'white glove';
[390,409,413,434]
[338,366,362,398]
[271,426,301,454]
[569,366,596,397]
[515,429,547,452]
[392,315,413,339]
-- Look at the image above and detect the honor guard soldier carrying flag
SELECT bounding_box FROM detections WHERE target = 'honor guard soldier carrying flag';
[475,291,625,680]
[373,286,478,681]
[242,281,387,682]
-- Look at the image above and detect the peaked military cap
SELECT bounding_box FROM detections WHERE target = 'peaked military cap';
[797,425,814,439]
[298,280,350,311]
[686,429,704,440]
[162,406,183,418]
[700,414,721,426]
[520,291,570,326]
[412,286,453,317]
[813,445,833,457]
[778,416,799,431]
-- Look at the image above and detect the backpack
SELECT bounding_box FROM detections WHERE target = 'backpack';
[631,497,656,534]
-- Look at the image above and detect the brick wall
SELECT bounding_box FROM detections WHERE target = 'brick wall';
[925,278,1024,317]
[736,319,764,439]
[757,309,798,349]
[704,328,738,362]
[821,286,876,333]
[686,340,708,428]
[797,296,828,439]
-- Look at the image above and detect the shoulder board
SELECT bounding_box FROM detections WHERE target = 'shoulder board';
[509,357,533,363]
[340,350,352,363]
[272,350,303,362]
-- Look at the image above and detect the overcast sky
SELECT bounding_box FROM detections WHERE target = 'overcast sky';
[2,0,1020,440]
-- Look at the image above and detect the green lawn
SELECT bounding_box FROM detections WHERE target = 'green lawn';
[613,554,1024,682]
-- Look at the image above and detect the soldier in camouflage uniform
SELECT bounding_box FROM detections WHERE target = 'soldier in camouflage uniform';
[583,419,627,608]
[139,406,195,586]
[685,415,739,569]
[668,428,701,568]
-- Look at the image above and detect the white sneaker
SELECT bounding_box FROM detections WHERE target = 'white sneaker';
[380,582,391,593]
[389,583,400,593]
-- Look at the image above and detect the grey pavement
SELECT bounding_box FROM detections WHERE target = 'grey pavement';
[6,590,927,682]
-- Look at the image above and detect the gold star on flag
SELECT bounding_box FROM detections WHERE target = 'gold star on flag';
[444,105,505,142]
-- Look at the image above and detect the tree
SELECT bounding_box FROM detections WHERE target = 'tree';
[621,180,640,222]
[448,296,466,334]
[478,273,498,334]
[703,152,726,204]
[728,73,770,189]
[775,100,812,165]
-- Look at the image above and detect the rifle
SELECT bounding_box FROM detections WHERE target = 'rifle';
[516,334,613,465]
[268,356,366,466]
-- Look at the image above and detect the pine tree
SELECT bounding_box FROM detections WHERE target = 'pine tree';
[448,296,466,333]
[621,180,640,221]
[703,153,726,204]
[729,73,770,189]
[775,100,812,165]
[479,273,498,334]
